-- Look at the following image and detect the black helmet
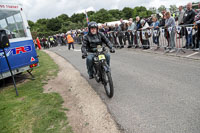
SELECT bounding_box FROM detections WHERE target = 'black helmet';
[88,21,98,29]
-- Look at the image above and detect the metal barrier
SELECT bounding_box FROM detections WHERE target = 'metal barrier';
[105,23,200,54]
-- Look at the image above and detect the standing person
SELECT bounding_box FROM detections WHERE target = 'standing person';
[36,37,41,50]
[194,3,200,51]
[159,10,170,47]
[118,18,126,48]
[135,16,142,48]
[42,37,47,49]
[83,27,89,35]
[108,25,114,44]
[140,19,150,49]
[113,23,120,48]
[178,6,185,38]
[127,18,136,48]
[183,2,196,49]
[159,10,166,27]
[33,39,38,49]
[178,6,185,25]
[165,12,176,53]
[150,16,160,50]
[67,32,74,50]
[98,25,105,33]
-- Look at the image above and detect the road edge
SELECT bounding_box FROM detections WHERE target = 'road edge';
[43,50,121,133]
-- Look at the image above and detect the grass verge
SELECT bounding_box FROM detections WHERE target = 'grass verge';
[0,50,73,133]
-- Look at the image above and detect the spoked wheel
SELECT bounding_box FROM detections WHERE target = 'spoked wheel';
[102,71,114,98]
[93,67,100,83]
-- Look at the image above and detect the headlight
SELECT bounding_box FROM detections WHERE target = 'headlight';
[97,47,103,52]
[97,45,102,52]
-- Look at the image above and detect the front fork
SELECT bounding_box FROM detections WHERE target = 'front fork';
[100,62,110,85]
[94,60,110,83]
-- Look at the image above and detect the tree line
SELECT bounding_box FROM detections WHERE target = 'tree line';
[28,3,198,38]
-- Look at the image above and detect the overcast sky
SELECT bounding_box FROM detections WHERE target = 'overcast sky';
[18,0,199,21]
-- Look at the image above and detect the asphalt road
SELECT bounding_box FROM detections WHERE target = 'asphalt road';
[49,45,200,133]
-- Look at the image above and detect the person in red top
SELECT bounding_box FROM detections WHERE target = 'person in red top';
[36,37,41,50]
[67,32,74,50]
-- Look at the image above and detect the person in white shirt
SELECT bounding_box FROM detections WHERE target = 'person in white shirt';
[140,19,150,49]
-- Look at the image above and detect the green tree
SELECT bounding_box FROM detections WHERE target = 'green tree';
[122,7,133,19]
[158,5,166,13]
[46,18,62,31]
[108,9,123,20]
[57,14,69,22]
[90,8,115,23]
[28,5,156,37]
[149,7,157,14]
[28,20,35,28]
[169,5,177,13]
[70,13,85,23]
[132,6,148,20]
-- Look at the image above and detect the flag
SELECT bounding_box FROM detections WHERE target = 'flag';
[161,28,165,35]
[186,27,192,34]
[176,26,182,33]
[137,31,140,36]
[147,30,151,36]
[142,31,145,37]
[153,30,157,36]
[132,30,135,35]
[168,27,172,34]
[85,10,89,25]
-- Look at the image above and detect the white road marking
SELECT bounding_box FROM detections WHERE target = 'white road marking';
[74,49,81,52]
[185,52,199,57]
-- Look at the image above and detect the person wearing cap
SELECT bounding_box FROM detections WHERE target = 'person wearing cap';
[81,22,115,79]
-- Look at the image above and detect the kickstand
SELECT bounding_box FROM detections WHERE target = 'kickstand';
[27,70,35,80]
[14,70,35,80]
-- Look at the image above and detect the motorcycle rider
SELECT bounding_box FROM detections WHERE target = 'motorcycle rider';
[48,36,54,47]
[81,21,115,79]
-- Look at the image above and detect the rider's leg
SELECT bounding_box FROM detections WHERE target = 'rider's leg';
[86,54,95,76]
[105,53,110,66]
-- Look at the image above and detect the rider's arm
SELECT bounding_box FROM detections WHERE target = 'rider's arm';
[81,35,89,54]
[99,32,113,49]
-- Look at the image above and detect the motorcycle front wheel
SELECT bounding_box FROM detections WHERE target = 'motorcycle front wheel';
[102,71,114,98]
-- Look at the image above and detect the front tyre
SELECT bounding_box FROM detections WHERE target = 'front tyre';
[102,71,114,98]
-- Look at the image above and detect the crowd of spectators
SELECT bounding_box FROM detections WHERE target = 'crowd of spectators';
[35,2,200,53]
[73,2,200,52]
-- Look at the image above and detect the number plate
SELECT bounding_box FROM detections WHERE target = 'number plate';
[98,55,106,60]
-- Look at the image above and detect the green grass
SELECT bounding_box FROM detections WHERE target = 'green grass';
[0,50,73,133]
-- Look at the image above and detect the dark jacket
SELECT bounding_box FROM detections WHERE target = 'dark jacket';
[81,32,113,54]
[183,9,196,24]
[117,22,126,36]
[119,22,126,31]
[159,18,166,27]
[99,28,105,33]
[136,20,142,30]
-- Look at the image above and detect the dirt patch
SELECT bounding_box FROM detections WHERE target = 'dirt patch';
[43,50,120,133]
